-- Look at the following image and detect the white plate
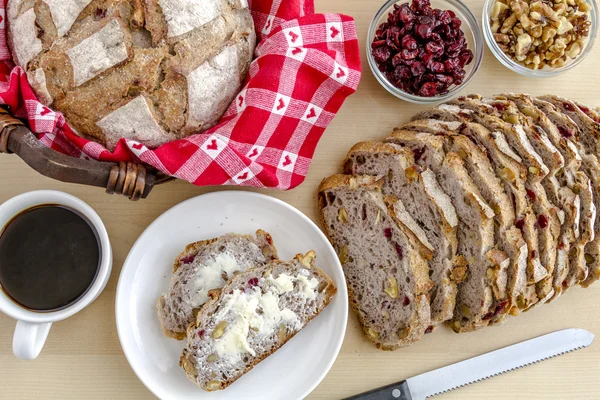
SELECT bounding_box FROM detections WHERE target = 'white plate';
[115,191,348,400]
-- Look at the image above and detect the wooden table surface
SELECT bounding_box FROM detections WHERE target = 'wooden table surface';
[1,0,600,398]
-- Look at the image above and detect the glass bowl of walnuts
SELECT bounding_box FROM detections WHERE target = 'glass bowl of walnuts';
[483,0,598,77]
[367,0,484,104]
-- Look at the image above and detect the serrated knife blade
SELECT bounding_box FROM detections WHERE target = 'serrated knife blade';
[344,328,594,400]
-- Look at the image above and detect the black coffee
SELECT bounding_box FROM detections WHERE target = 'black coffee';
[0,205,101,311]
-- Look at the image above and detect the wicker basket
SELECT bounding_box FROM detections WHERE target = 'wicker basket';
[0,106,174,200]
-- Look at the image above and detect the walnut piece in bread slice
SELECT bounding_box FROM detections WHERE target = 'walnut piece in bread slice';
[344,142,461,326]
[157,231,278,340]
[180,252,336,391]
[318,175,434,349]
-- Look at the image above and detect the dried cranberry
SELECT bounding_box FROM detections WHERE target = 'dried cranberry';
[411,0,431,12]
[430,31,442,41]
[402,35,418,50]
[418,15,435,26]
[371,40,386,49]
[492,103,506,112]
[526,189,537,202]
[398,4,415,23]
[429,61,445,73]
[180,254,195,264]
[494,301,508,315]
[444,58,460,72]
[446,41,463,56]
[95,8,107,19]
[437,10,452,25]
[458,49,474,67]
[447,10,456,18]
[450,17,462,29]
[386,37,400,52]
[413,147,426,162]
[558,126,573,138]
[482,312,494,321]
[248,278,259,287]
[435,74,454,85]
[424,325,434,334]
[372,46,391,63]
[562,279,568,288]
[393,65,413,82]
[390,53,401,67]
[415,23,433,39]
[401,48,419,60]
[453,69,466,85]
[403,296,411,306]
[395,243,404,259]
[425,41,444,54]
[558,242,566,250]
[422,53,436,66]
[563,102,576,112]
[411,61,426,77]
[516,217,525,231]
[578,105,590,114]
[419,81,437,96]
[198,329,206,338]
[384,228,393,239]
[537,215,549,229]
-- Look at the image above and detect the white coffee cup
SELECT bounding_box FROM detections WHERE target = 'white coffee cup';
[0,190,112,360]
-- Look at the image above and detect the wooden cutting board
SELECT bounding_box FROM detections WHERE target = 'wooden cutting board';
[0,0,599,398]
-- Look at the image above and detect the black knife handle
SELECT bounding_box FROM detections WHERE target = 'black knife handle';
[343,380,413,400]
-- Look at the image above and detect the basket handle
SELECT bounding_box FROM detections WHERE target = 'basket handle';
[0,106,169,200]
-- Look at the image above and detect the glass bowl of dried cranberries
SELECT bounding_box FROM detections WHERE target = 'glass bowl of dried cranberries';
[368,0,484,103]
[483,0,598,77]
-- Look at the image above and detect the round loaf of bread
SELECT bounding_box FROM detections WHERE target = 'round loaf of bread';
[7,0,256,149]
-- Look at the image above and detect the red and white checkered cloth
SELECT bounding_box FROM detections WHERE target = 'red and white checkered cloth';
[0,0,361,189]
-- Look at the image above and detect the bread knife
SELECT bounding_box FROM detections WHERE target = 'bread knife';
[343,328,594,400]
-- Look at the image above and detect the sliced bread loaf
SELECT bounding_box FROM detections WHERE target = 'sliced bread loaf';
[403,113,541,312]
[180,252,336,391]
[318,175,433,349]
[344,142,461,325]
[382,143,499,332]
[386,128,521,323]
[157,231,278,339]
[533,98,600,290]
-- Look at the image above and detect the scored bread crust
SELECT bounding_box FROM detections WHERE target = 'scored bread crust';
[318,174,434,349]
[179,252,337,391]
[157,230,278,340]
[7,0,256,149]
[344,141,461,326]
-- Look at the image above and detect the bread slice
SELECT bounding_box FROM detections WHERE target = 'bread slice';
[386,129,521,324]
[318,175,433,349]
[157,231,278,340]
[344,142,461,326]
[180,252,336,391]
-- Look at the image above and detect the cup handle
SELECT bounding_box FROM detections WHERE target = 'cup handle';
[13,320,52,360]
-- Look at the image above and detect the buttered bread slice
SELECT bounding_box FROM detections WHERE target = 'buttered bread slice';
[180,252,336,391]
[157,231,278,339]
